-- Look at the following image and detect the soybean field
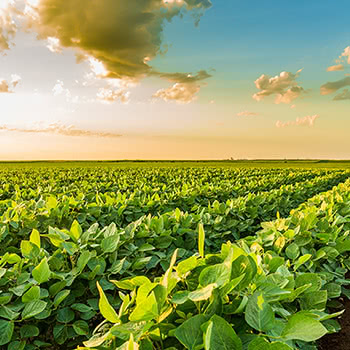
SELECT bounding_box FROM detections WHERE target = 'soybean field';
[1,162,350,350]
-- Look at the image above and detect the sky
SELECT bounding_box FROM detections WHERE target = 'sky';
[0,0,350,160]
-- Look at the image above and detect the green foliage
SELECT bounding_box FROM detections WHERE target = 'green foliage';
[0,165,350,349]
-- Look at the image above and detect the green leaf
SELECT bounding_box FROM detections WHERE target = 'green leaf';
[203,315,242,350]
[0,320,14,346]
[174,314,208,350]
[189,284,216,302]
[281,313,328,341]
[96,282,119,323]
[32,257,51,284]
[176,256,198,277]
[73,320,90,336]
[77,251,92,273]
[129,292,158,322]
[70,220,82,241]
[22,286,40,303]
[57,307,75,323]
[199,263,231,288]
[295,273,322,292]
[30,229,41,249]
[294,254,312,271]
[285,243,300,260]
[0,306,20,320]
[101,234,120,253]
[22,300,47,319]
[245,292,275,332]
[20,325,39,338]
[198,223,205,258]
[8,341,26,350]
[54,290,70,307]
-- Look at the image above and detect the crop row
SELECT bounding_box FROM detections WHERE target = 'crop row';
[1,172,350,348]
[1,170,349,256]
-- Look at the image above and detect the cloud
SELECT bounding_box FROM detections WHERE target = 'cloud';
[341,46,350,65]
[0,122,122,138]
[0,79,10,93]
[23,0,211,84]
[253,70,305,104]
[333,89,350,101]
[46,36,62,53]
[236,111,259,117]
[320,77,350,95]
[11,74,21,87]
[327,46,350,71]
[0,0,17,52]
[97,79,131,104]
[0,74,21,93]
[327,64,344,72]
[153,82,201,103]
[152,70,211,103]
[52,80,71,98]
[276,115,319,128]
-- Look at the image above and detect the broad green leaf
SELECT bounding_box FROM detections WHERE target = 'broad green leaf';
[22,300,47,319]
[295,273,322,292]
[54,290,71,307]
[22,286,40,303]
[73,320,90,336]
[199,263,231,288]
[204,315,242,350]
[129,292,158,322]
[176,256,198,277]
[57,307,75,323]
[0,319,14,346]
[32,257,51,284]
[101,234,120,253]
[77,251,92,273]
[30,229,41,249]
[293,254,312,271]
[245,292,275,332]
[285,243,300,260]
[174,315,208,350]
[70,220,82,241]
[281,313,328,341]
[189,284,216,302]
[20,325,39,338]
[96,282,119,323]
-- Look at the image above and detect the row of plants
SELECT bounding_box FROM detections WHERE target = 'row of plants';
[1,169,349,257]
[1,176,350,349]
[0,167,325,202]
[75,178,350,349]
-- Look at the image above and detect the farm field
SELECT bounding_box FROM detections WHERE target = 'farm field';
[1,162,350,350]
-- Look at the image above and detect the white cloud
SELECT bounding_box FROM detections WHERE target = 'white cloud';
[0,122,122,138]
[276,115,319,128]
[253,70,305,104]
[11,74,21,87]
[0,74,21,93]
[47,37,62,53]
[153,82,201,103]
[236,111,259,117]
[341,46,350,65]
[52,80,71,98]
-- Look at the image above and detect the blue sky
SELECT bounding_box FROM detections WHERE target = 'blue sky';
[0,0,349,159]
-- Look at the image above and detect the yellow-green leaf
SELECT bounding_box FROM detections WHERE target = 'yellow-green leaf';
[96,282,119,323]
